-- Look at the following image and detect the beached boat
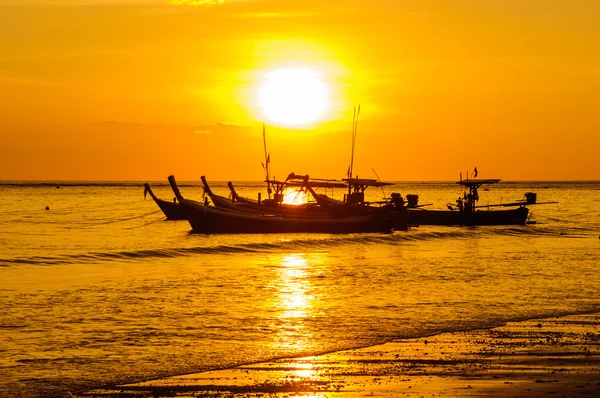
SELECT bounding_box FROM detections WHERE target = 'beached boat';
[169,175,407,234]
[143,183,186,220]
[406,178,532,226]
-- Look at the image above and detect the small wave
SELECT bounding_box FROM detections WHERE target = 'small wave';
[1,224,595,267]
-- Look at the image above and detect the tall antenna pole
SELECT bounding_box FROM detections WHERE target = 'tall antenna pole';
[349,106,356,179]
[349,104,360,180]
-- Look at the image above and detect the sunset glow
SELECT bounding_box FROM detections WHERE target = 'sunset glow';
[0,0,598,181]
[257,68,330,127]
[282,188,306,205]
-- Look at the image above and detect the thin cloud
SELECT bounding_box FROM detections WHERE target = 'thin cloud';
[169,0,225,5]
[230,11,316,19]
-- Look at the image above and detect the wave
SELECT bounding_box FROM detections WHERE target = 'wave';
[1,224,595,267]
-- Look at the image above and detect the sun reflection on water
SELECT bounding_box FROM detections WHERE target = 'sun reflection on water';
[279,254,312,319]
[291,360,316,379]
[265,253,326,353]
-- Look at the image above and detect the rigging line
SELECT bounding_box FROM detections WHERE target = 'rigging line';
[123,215,167,229]
[372,168,386,199]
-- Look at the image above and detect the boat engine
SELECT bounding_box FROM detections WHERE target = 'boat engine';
[390,193,405,207]
[406,194,419,208]
[525,192,537,204]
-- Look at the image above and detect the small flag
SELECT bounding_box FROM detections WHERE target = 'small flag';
[347,165,351,179]
[266,154,270,164]
[473,167,478,178]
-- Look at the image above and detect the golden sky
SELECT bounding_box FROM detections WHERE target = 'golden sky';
[1,0,599,181]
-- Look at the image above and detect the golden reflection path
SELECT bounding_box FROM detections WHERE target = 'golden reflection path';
[264,252,327,374]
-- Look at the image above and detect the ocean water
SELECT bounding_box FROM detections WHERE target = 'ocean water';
[0,180,599,398]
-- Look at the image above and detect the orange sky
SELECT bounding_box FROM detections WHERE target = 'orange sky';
[1,0,599,181]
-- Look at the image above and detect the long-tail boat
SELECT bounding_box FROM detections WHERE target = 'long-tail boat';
[169,175,407,234]
[143,183,186,220]
[406,178,542,226]
[226,174,407,224]
[202,176,326,218]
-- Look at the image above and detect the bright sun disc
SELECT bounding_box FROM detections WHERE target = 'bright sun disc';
[257,68,330,127]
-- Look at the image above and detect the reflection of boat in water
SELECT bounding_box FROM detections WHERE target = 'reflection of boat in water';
[407,178,536,226]
[143,183,186,220]
[170,175,407,234]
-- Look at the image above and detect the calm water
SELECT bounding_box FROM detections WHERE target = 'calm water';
[0,181,599,398]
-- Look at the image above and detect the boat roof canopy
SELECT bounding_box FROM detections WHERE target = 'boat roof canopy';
[266,179,347,189]
[342,178,395,187]
[457,178,501,186]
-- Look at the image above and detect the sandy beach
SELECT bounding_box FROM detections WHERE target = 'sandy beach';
[76,312,600,398]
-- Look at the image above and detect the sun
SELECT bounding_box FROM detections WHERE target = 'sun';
[257,68,330,127]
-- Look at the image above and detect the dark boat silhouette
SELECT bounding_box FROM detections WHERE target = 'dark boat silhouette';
[226,174,407,225]
[143,183,186,220]
[169,175,407,234]
[407,178,535,226]
[202,176,326,218]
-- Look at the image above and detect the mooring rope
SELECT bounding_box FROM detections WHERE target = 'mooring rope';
[63,209,163,228]
[123,215,167,229]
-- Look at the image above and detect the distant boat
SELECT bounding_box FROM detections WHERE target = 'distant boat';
[143,183,186,220]
[169,175,407,234]
[407,178,533,226]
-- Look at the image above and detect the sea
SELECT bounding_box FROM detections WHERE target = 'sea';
[0,180,599,398]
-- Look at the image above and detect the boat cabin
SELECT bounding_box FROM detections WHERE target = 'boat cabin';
[342,178,394,205]
[453,178,500,212]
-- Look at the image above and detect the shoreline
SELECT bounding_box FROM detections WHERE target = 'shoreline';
[77,312,600,397]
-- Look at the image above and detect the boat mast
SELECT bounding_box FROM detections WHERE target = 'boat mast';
[262,123,272,199]
[348,105,360,198]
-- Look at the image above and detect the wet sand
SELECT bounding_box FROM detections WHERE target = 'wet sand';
[78,313,600,397]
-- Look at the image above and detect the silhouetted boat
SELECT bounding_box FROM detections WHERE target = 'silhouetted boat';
[407,178,532,226]
[203,176,325,218]
[226,174,406,224]
[169,175,407,234]
[143,183,186,220]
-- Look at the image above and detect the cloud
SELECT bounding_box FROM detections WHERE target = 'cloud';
[169,0,225,5]
[193,129,212,134]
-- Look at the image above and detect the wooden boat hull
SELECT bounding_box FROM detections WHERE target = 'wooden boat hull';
[183,203,404,234]
[210,193,328,218]
[172,175,407,233]
[153,198,186,220]
[408,207,529,226]
[144,183,186,220]
[204,177,325,217]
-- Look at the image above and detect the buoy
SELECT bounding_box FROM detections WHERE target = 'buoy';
[45,206,49,210]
